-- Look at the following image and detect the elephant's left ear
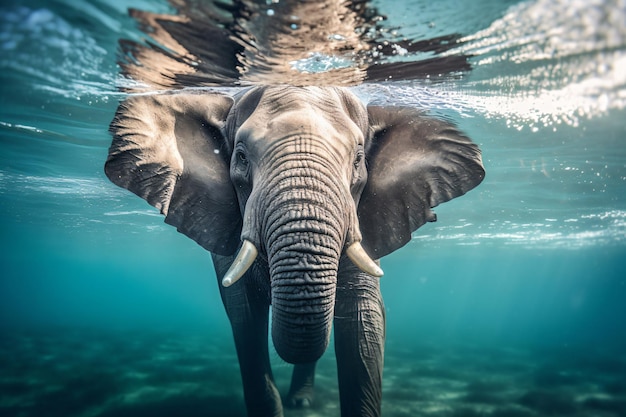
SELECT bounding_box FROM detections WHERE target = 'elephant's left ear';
[358,106,485,259]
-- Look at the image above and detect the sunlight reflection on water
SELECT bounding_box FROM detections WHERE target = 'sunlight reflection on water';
[455,0,626,129]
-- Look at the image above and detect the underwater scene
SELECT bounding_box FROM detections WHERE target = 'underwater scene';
[1,0,626,416]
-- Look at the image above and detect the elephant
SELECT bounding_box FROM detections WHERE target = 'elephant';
[105,85,485,417]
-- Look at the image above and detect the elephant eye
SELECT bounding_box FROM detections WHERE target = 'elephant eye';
[236,150,248,165]
[353,150,364,168]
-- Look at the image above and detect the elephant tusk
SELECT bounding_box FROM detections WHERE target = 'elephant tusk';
[222,240,258,287]
[346,242,384,277]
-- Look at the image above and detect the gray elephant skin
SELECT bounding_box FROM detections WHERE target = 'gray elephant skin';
[105,85,485,417]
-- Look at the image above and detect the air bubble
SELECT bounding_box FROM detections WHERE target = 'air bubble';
[329,34,346,41]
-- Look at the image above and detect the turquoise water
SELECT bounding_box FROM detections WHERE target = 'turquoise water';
[1,0,626,416]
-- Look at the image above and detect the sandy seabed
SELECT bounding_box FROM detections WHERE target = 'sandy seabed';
[1,327,625,417]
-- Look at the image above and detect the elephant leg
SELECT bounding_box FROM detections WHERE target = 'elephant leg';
[286,362,316,408]
[334,260,386,417]
[212,254,282,417]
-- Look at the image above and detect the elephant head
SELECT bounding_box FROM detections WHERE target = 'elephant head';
[105,86,484,363]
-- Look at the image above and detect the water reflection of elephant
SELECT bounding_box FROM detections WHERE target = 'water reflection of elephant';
[120,0,471,90]
[108,1,483,416]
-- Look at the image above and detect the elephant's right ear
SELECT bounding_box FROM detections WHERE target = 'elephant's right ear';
[105,92,242,256]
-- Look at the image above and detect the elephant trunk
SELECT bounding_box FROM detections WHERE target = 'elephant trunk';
[261,148,347,364]
[268,221,340,363]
